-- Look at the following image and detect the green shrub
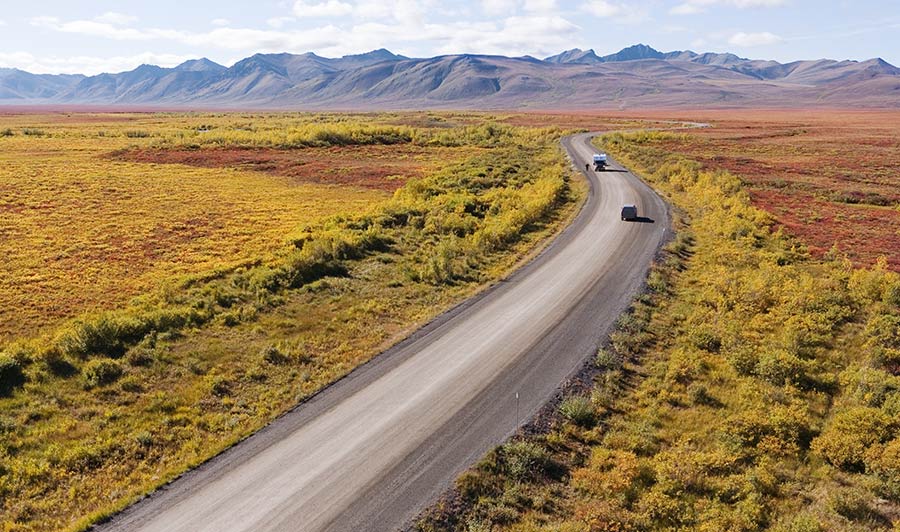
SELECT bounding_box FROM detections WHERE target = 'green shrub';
[813,407,893,470]
[502,441,551,482]
[866,314,900,348]
[595,348,623,371]
[755,349,805,386]
[261,344,290,365]
[866,437,900,500]
[61,442,116,473]
[119,375,143,393]
[135,431,153,448]
[54,308,205,360]
[724,402,811,451]
[689,328,721,353]
[647,269,669,293]
[726,346,758,376]
[56,315,138,359]
[883,392,900,418]
[687,383,717,406]
[0,356,26,395]
[841,366,899,407]
[610,330,652,357]
[882,281,900,307]
[559,395,596,427]
[82,358,124,388]
[207,375,231,397]
[125,346,156,367]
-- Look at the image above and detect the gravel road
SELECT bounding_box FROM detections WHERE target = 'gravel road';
[98,132,668,532]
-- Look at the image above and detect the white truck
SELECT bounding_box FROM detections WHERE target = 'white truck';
[593,153,608,171]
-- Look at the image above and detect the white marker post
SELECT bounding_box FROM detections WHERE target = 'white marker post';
[515,392,519,435]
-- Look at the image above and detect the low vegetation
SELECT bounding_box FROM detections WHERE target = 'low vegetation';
[0,111,613,531]
[612,109,900,270]
[421,129,900,531]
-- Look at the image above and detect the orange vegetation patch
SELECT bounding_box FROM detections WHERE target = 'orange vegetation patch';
[618,109,900,270]
[0,129,385,339]
[499,112,662,130]
[113,144,469,191]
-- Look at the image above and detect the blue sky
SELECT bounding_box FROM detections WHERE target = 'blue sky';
[1,0,898,74]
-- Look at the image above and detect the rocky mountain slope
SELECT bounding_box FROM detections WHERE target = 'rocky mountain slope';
[1,45,897,108]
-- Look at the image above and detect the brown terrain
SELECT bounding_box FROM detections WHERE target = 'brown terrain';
[600,109,900,269]
[111,144,471,191]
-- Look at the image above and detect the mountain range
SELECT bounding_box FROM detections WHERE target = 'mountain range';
[1,44,898,109]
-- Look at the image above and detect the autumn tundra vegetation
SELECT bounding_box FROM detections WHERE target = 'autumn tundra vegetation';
[2,109,899,531]
[0,111,613,531]
[420,111,900,531]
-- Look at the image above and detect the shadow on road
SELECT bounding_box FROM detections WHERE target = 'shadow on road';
[626,217,655,224]
[598,169,629,173]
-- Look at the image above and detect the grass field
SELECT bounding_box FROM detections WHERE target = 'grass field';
[0,114,414,341]
[420,115,900,532]
[604,109,900,270]
[0,111,664,531]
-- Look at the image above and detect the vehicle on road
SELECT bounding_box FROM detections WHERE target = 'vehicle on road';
[593,153,608,171]
[621,204,638,221]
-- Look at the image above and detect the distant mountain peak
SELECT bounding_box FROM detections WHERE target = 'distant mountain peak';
[546,44,667,64]
[335,49,407,67]
[345,48,401,59]
[544,48,602,64]
[2,44,898,108]
[602,44,664,62]
[134,64,164,72]
[175,58,226,73]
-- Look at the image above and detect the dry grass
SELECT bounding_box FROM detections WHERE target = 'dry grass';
[0,111,626,531]
[419,124,900,532]
[0,113,471,340]
[600,109,900,269]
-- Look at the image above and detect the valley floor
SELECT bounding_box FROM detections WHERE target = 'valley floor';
[419,114,900,532]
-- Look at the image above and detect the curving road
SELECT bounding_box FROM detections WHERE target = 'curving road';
[99,132,668,532]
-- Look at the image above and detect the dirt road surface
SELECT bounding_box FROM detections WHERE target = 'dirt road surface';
[99,132,668,532]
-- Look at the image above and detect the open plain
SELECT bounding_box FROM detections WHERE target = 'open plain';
[0,111,651,531]
[2,109,899,532]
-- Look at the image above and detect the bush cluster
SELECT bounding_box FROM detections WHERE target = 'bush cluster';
[427,130,900,531]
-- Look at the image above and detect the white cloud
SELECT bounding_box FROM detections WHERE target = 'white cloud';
[482,0,519,16]
[267,16,296,28]
[728,31,782,46]
[581,0,622,17]
[31,16,152,40]
[94,12,138,26]
[671,0,788,15]
[0,51,197,75]
[523,0,557,14]
[30,16,347,52]
[580,1,649,23]
[24,7,585,66]
[211,18,231,27]
[670,3,702,14]
[433,15,579,57]
[0,20,6,27]
[293,0,354,18]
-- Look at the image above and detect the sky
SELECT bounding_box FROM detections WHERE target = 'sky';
[0,0,898,75]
